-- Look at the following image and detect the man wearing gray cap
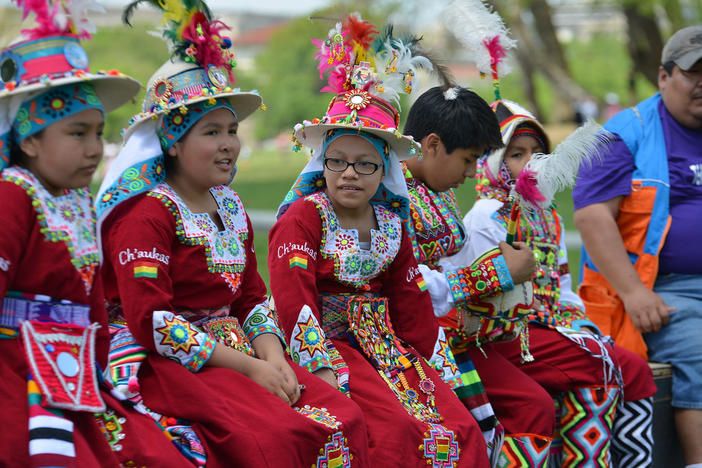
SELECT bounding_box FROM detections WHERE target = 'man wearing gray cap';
[573,25,702,467]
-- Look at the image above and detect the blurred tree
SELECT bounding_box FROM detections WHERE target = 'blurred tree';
[84,22,169,142]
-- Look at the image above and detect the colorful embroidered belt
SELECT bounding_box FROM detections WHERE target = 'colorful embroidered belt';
[1,291,90,335]
[108,303,253,357]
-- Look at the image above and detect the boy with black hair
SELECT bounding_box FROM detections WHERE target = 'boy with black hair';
[402,86,557,465]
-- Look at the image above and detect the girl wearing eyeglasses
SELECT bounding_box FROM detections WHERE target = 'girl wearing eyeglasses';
[267,17,491,466]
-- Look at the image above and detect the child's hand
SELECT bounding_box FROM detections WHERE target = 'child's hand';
[314,368,338,389]
[499,241,536,285]
[244,358,297,405]
[264,353,301,405]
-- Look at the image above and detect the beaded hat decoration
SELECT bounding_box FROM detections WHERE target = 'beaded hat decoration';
[0,0,140,169]
[292,13,446,160]
[119,0,263,141]
[95,0,261,223]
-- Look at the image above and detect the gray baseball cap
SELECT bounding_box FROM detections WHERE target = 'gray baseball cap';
[662,25,702,70]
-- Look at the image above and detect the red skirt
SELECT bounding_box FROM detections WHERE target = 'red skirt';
[331,339,490,468]
[137,353,370,468]
[0,338,192,468]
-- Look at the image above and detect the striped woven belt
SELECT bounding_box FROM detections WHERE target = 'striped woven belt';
[320,293,382,338]
[1,291,90,333]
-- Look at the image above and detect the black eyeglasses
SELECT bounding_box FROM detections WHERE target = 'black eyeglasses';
[324,158,383,175]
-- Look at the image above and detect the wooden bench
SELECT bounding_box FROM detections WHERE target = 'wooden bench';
[651,362,684,468]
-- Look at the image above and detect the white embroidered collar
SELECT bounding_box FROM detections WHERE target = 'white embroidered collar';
[307,191,402,288]
[1,166,98,293]
[150,183,248,272]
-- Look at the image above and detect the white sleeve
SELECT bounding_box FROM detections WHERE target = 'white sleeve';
[557,228,585,309]
[418,264,454,317]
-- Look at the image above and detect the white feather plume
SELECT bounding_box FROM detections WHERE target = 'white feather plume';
[515,120,612,210]
[54,0,104,37]
[442,0,516,77]
[372,37,433,109]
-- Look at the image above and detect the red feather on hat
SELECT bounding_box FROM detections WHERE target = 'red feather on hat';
[342,14,378,49]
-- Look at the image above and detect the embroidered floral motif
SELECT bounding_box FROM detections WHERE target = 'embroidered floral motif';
[316,431,351,468]
[295,405,342,430]
[152,311,215,372]
[149,184,248,293]
[291,305,332,373]
[2,167,98,294]
[96,156,164,218]
[429,330,459,377]
[155,314,200,353]
[421,424,460,468]
[306,191,401,288]
[294,316,326,357]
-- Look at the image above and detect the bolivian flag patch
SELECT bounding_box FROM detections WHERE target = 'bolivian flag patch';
[289,254,308,270]
[416,276,427,291]
[134,261,159,278]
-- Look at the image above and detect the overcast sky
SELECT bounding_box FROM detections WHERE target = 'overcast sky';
[0,0,334,15]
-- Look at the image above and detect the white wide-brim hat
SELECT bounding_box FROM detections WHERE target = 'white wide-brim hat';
[122,58,262,140]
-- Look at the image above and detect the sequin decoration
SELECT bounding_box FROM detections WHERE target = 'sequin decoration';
[95,410,127,452]
[421,423,460,468]
[296,405,341,430]
[316,431,351,468]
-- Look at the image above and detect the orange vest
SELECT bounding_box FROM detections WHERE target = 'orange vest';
[578,94,671,360]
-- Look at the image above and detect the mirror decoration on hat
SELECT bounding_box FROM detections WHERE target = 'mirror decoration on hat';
[121,0,262,130]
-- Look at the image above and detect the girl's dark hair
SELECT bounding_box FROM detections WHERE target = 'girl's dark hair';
[404,86,503,154]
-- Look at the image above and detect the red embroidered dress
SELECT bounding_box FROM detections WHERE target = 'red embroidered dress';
[269,191,490,468]
[0,167,192,467]
[101,183,369,468]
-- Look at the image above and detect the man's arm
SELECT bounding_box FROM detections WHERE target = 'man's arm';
[574,197,674,332]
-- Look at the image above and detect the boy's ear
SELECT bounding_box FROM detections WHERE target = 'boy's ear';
[421,133,442,159]
[167,144,178,157]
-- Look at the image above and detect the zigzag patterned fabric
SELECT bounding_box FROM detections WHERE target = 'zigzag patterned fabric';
[548,395,563,468]
[560,386,618,467]
[498,434,551,467]
[611,397,653,467]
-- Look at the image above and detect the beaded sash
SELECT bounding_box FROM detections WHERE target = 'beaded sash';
[320,294,441,423]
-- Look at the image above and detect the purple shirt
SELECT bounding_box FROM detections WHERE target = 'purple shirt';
[573,100,702,274]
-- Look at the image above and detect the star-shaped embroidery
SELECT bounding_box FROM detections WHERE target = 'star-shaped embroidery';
[294,316,326,357]
[155,315,200,354]
[437,337,458,375]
